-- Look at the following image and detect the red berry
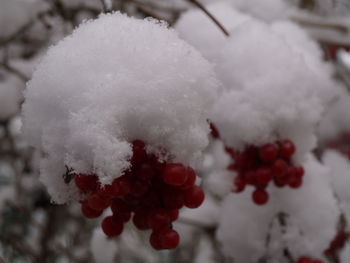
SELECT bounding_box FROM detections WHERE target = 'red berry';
[255,168,272,185]
[150,230,163,250]
[81,201,103,218]
[259,144,277,162]
[184,185,205,208]
[112,176,131,197]
[162,163,188,186]
[148,209,170,230]
[87,193,110,211]
[163,188,185,209]
[135,163,155,181]
[272,159,288,176]
[130,180,150,196]
[132,211,150,230]
[181,167,196,189]
[210,122,220,139]
[159,229,180,249]
[279,139,296,158]
[101,216,123,237]
[252,189,269,205]
[97,184,114,198]
[295,166,305,178]
[112,212,131,223]
[233,176,246,193]
[166,209,179,221]
[111,199,132,214]
[297,256,312,263]
[74,174,98,192]
[131,140,147,165]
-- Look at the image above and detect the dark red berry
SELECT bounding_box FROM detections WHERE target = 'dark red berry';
[101,216,123,237]
[184,185,205,208]
[162,163,188,186]
[166,209,179,221]
[87,193,110,211]
[112,176,131,197]
[255,168,272,185]
[181,167,196,189]
[135,163,155,181]
[252,189,269,205]
[259,144,277,162]
[163,188,185,209]
[233,177,246,193]
[74,174,98,192]
[295,166,305,178]
[148,209,170,230]
[132,210,150,230]
[150,230,163,250]
[159,229,180,249]
[112,212,131,223]
[279,139,296,158]
[132,140,147,165]
[81,201,103,218]
[111,199,132,215]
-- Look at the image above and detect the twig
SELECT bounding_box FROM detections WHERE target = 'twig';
[186,0,230,37]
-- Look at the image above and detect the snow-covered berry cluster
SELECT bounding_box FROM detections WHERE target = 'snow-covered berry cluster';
[226,139,304,205]
[75,140,204,250]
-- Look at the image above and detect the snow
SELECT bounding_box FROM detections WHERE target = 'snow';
[217,154,338,262]
[22,12,219,203]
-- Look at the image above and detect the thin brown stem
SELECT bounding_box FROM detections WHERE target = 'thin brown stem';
[186,0,230,37]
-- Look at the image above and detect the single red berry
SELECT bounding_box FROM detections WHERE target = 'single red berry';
[87,193,110,211]
[184,185,205,208]
[252,189,269,205]
[111,199,132,215]
[97,184,114,198]
[133,210,150,230]
[297,256,312,263]
[255,168,272,185]
[162,163,188,186]
[112,212,131,223]
[150,230,163,250]
[166,209,179,221]
[159,229,180,249]
[244,170,257,185]
[233,176,246,193]
[101,216,123,237]
[135,163,155,181]
[181,167,196,189]
[130,180,150,196]
[131,140,147,165]
[295,166,305,178]
[279,139,296,158]
[148,209,170,230]
[163,188,185,209]
[112,176,131,197]
[259,144,277,162]
[81,201,103,218]
[272,159,288,176]
[74,174,98,192]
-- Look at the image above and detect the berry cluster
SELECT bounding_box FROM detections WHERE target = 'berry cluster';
[74,140,204,250]
[295,256,324,263]
[225,140,304,205]
[324,230,349,258]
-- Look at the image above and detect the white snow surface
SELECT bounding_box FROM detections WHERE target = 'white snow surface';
[217,154,338,262]
[22,12,219,203]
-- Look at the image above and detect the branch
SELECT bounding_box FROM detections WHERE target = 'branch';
[186,0,230,37]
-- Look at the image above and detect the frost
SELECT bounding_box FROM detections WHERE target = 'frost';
[22,12,219,203]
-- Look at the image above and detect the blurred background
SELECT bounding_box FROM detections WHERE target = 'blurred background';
[1,0,350,262]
